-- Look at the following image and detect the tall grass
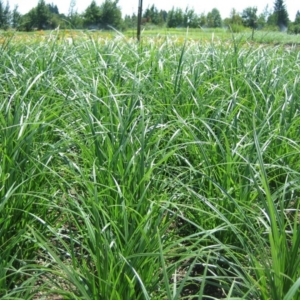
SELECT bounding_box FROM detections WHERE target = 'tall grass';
[0,32,299,299]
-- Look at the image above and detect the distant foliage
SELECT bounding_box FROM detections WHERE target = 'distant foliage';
[36,0,51,30]
[124,13,137,29]
[47,3,59,15]
[0,0,11,30]
[100,0,122,29]
[206,8,222,28]
[0,0,295,33]
[226,9,243,26]
[242,7,258,29]
[11,5,21,28]
[272,0,289,30]
[166,7,183,28]
[68,0,83,29]
[143,4,166,25]
[82,0,122,30]
[83,1,101,28]
[224,9,244,32]
[183,7,199,28]
[166,6,199,28]
[18,0,67,31]
[288,10,300,34]
[241,7,258,39]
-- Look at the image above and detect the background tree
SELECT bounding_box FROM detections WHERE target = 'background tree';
[256,6,270,29]
[158,10,167,25]
[229,8,243,25]
[143,5,166,26]
[0,1,11,30]
[19,8,37,31]
[295,10,300,32]
[166,7,183,28]
[224,8,243,31]
[206,8,222,28]
[68,0,76,17]
[99,0,122,29]
[198,12,207,27]
[83,0,101,28]
[47,2,64,28]
[36,0,51,29]
[12,4,21,29]
[166,8,175,27]
[0,1,3,28]
[68,0,83,29]
[267,13,277,27]
[17,0,66,30]
[47,3,59,15]
[143,4,159,25]
[174,8,183,27]
[241,7,258,39]
[183,7,199,28]
[49,12,67,29]
[288,10,300,34]
[124,13,136,29]
[273,0,289,30]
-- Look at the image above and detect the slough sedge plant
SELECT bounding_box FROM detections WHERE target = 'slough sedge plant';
[0,31,299,299]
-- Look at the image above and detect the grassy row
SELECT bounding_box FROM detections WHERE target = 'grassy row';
[126,28,300,45]
[0,33,299,299]
[2,29,300,46]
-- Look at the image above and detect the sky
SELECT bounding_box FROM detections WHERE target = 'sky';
[7,0,300,21]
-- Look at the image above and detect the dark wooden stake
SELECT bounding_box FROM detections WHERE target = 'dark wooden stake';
[137,0,143,41]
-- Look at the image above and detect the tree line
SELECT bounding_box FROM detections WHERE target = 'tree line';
[0,0,299,34]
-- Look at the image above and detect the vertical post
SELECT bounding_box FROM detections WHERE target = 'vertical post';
[137,0,143,41]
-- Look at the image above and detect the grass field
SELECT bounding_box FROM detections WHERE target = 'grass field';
[126,27,300,45]
[0,30,300,299]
